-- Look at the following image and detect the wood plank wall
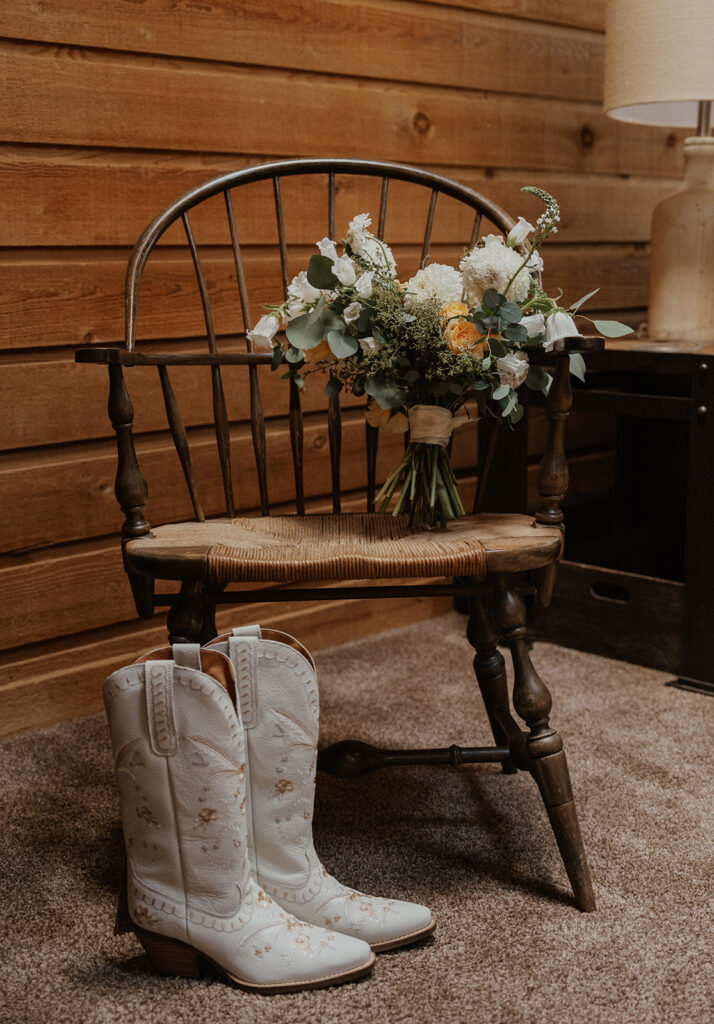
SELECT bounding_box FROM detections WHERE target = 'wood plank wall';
[0,0,682,736]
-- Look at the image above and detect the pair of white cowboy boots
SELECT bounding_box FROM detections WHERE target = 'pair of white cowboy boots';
[104,624,434,993]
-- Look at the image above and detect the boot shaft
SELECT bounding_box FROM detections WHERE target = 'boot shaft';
[103,644,250,924]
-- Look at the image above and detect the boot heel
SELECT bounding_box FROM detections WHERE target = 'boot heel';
[134,925,203,978]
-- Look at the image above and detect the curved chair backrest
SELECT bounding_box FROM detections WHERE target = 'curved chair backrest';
[122,158,515,521]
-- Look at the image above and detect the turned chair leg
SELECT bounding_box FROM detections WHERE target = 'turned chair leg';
[467,593,517,773]
[167,580,204,644]
[493,577,596,912]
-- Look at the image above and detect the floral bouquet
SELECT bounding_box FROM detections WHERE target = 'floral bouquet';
[247,187,631,529]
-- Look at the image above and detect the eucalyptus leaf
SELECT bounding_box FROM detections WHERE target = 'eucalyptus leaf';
[482,289,504,311]
[499,302,523,325]
[270,346,284,371]
[489,338,507,358]
[365,378,406,409]
[525,365,549,390]
[472,379,490,390]
[306,254,338,290]
[502,324,527,342]
[501,391,517,417]
[285,346,304,364]
[569,288,600,313]
[294,374,305,390]
[402,313,417,324]
[569,352,586,382]
[492,383,510,400]
[372,326,386,346]
[352,377,365,397]
[509,402,525,424]
[481,356,491,370]
[404,369,421,382]
[592,319,634,338]
[327,329,359,358]
[355,308,372,334]
[286,311,325,350]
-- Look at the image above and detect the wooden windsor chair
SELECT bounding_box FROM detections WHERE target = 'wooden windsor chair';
[75,158,600,912]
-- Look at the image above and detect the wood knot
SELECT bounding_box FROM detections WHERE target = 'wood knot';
[579,125,594,149]
[666,133,677,148]
[413,111,431,135]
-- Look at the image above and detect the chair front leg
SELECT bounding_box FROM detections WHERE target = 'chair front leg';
[493,576,596,912]
[466,592,517,773]
[167,580,204,644]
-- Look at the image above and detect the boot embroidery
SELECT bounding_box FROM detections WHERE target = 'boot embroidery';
[198,808,219,825]
[136,805,158,825]
[274,779,294,796]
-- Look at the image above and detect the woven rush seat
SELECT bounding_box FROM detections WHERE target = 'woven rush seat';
[124,512,563,584]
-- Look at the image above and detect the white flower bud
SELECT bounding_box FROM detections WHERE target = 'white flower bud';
[545,311,580,351]
[317,238,338,261]
[354,271,374,298]
[507,216,534,247]
[333,254,357,286]
[247,314,280,351]
[521,313,545,338]
[343,301,362,325]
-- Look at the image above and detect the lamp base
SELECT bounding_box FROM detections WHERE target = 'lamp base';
[648,137,714,344]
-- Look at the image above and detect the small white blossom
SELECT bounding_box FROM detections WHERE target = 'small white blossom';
[359,336,379,353]
[333,254,357,286]
[288,270,321,304]
[460,235,532,305]
[545,311,580,352]
[522,313,546,338]
[354,271,374,298]
[496,351,529,389]
[247,314,280,351]
[403,263,463,312]
[343,301,362,325]
[345,212,396,277]
[507,217,534,247]
[317,238,338,261]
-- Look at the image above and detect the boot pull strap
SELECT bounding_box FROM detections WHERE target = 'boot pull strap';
[144,660,177,757]
[172,643,203,670]
[227,635,259,729]
[231,625,262,639]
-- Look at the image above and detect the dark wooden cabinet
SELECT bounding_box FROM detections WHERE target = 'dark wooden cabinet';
[479,339,714,694]
[533,340,714,693]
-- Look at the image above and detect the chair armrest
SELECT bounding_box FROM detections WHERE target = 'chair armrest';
[74,346,273,366]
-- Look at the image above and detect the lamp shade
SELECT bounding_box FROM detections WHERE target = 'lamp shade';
[604,0,714,126]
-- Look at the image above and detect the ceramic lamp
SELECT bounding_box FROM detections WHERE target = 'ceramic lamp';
[603,0,714,343]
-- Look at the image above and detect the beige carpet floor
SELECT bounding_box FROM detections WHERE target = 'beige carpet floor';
[1,613,713,1024]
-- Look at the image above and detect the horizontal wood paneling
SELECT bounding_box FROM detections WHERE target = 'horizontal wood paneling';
[0,146,675,249]
[0,590,453,738]
[0,406,617,554]
[420,1,605,31]
[0,243,649,355]
[0,449,614,652]
[0,41,684,176]
[0,0,604,101]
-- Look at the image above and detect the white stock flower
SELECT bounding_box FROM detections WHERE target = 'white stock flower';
[317,237,338,261]
[545,311,580,352]
[522,313,546,338]
[333,254,357,286]
[403,263,463,312]
[459,235,532,305]
[343,301,362,325]
[527,249,544,274]
[507,216,534,247]
[288,271,321,304]
[354,271,374,298]
[496,351,529,389]
[247,314,280,351]
[346,212,397,277]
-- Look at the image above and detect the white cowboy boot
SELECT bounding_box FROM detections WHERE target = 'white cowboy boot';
[206,626,435,952]
[103,642,374,992]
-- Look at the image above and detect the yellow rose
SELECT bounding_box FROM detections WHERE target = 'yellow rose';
[439,300,469,328]
[303,338,332,364]
[444,318,485,355]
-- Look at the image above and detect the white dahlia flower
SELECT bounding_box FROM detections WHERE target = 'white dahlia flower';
[403,263,463,312]
[460,235,533,306]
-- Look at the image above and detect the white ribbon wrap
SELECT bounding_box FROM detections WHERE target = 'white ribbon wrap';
[408,405,469,447]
